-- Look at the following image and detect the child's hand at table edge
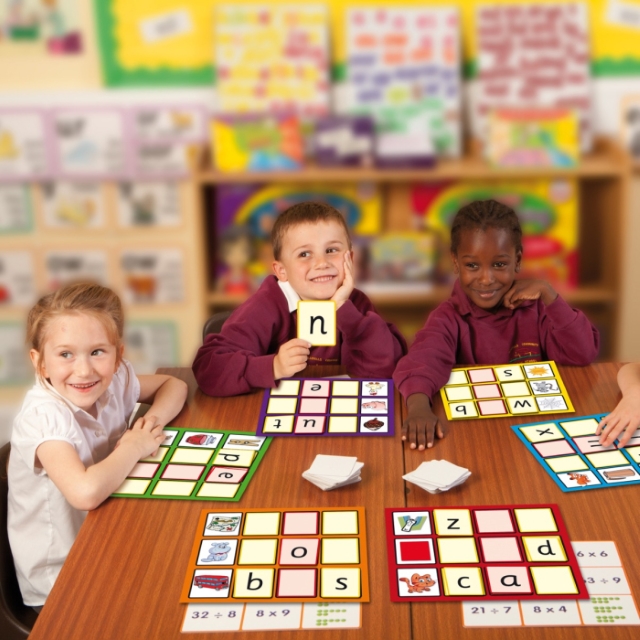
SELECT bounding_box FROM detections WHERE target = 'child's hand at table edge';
[403,393,448,451]
[596,393,640,447]
[331,251,355,309]
[502,279,557,310]
[120,415,166,459]
[273,338,311,380]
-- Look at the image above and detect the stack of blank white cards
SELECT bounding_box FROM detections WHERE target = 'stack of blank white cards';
[403,460,470,494]
[303,454,363,491]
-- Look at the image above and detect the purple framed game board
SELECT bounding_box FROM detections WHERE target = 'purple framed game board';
[256,378,395,437]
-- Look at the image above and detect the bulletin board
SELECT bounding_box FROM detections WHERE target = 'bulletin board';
[94,0,640,88]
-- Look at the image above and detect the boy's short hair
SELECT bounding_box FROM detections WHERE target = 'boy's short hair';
[271,201,352,260]
[451,199,523,254]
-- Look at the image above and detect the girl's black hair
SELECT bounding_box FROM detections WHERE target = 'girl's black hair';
[450,199,523,254]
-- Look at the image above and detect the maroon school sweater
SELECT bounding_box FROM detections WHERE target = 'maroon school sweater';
[393,279,599,400]
[193,276,407,397]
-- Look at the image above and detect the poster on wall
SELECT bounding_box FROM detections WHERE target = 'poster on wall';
[93,0,214,87]
[130,142,194,177]
[475,3,593,151]
[343,7,461,162]
[0,251,37,307]
[120,248,186,305]
[130,106,207,142]
[215,4,330,116]
[0,110,51,181]
[124,321,178,374]
[117,182,182,228]
[0,185,33,232]
[44,250,109,290]
[41,182,106,229]
[51,109,129,178]
[0,324,31,386]
[0,0,83,54]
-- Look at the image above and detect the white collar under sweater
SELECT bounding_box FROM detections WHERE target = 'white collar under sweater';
[277,280,301,313]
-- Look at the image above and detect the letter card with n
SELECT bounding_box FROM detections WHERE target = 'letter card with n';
[385,504,588,602]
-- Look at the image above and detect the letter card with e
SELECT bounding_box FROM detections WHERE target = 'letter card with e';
[385,504,588,602]
[181,507,369,603]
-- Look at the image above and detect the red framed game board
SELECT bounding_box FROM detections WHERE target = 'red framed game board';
[385,504,588,602]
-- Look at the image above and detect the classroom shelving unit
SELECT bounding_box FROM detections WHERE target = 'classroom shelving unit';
[194,137,629,360]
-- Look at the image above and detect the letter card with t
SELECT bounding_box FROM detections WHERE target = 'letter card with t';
[181,507,369,603]
[385,504,588,602]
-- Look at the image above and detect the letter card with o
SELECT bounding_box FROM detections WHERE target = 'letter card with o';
[181,507,369,603]
[440,361,574,420]
[385,505,588,602]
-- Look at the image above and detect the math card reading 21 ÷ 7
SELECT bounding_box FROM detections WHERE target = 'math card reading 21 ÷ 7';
[440,361,574,420]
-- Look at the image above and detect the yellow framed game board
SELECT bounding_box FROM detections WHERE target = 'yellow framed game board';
[440,361,574,421]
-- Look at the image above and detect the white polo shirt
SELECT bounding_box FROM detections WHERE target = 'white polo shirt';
[8,360,140,606]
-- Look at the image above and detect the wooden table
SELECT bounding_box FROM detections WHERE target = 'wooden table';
[30,363,640,639]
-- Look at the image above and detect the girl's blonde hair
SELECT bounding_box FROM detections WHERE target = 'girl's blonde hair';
[27,282,125,381]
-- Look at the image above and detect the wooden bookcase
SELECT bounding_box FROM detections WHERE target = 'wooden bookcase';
[193,138,630,360]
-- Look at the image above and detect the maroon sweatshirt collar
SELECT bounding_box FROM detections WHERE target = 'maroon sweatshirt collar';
[450,279,534,319]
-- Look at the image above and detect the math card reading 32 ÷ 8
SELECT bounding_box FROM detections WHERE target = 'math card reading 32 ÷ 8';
[440,361,574,420]
[385,505,588,602]
[181,508,369,604]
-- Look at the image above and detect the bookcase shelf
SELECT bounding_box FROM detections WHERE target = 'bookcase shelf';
[195,137,629,359]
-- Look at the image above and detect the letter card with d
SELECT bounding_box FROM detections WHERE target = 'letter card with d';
[385,504,588,602]
[181,507,369,603]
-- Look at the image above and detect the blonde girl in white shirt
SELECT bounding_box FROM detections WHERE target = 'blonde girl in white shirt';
[8,282,188,608]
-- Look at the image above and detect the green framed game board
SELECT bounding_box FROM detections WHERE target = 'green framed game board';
[112,427,271,501]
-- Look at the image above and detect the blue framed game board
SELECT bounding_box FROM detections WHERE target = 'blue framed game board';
[512,414,640,492]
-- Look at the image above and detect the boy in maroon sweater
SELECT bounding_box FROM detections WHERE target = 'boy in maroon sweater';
[194,202,407,396]
[394,199,599,451]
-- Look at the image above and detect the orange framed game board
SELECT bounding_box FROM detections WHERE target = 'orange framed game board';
[181,507,369,604]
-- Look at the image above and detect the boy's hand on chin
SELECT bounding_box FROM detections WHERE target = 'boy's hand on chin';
[332,252,355,309]
[502,279,557,309]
